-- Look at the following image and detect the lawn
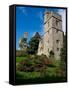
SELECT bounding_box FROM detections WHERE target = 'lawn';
[16,71,41,79]
[16,55,66,83]
[16,71,66,85]
[16,56,27,62]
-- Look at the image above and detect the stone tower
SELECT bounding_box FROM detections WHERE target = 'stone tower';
[19,32,28,51]
[24,32,28,39]
[38,11,64,60]
[23,32,28,51]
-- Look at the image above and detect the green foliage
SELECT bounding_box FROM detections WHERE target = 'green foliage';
[28,32,41,54]
[49,50,54,58]
[60,48,66,62]
[16,71,41,79]
[16,71,66,83]
[19,37,27,50]
[16,56,27,62]
[16,54,53,72]
[60,34,66,62]
[19,38,23,49]
[16,54,66,80]
[60,35,66,77]
[44,67,57,76]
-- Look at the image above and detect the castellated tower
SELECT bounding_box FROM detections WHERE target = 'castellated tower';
[38,11,64,60]
[19,32,28,51]
[23,32,28,50]
[24,32,28,39]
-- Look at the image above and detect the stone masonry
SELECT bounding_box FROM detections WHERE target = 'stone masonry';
[37,11,64,60]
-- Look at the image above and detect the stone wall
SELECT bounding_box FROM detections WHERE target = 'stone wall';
[37,11,64,60]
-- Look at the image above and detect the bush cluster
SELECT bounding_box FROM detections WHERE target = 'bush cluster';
[16,54,53,72]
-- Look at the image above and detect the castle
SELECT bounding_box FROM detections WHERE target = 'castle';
[19,32,28,51]
[37,11,64,60]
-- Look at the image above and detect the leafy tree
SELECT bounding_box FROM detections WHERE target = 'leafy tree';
[19,38,23,50]
[60,34,66,63]
[60,34,67,76]
[19,37,27,50]
[28,32,41,54]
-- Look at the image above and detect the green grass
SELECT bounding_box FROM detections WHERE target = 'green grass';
[16,71,66,84]
[46,67,58,76]
[16,56,27,62]
[16,55,66,82]
[52,59,61,67]
[16,71,41,79]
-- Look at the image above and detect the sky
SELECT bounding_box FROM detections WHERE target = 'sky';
[16,6,66,50]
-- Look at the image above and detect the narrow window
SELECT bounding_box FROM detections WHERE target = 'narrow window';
[56,40,59,44]
[56,29,58,33]
[47,30,49,34]
[57,48,59,51]
[56,20,59,26]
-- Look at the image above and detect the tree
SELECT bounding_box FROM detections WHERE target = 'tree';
[60,35,66,63]
[60,34,67,76]
[19,37,27,50]
[28,32,41,54]
[19,38,23,50]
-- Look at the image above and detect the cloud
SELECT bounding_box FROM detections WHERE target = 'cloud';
[57,9,66,35]
[19,7,27,15]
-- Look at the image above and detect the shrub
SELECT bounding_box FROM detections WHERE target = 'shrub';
[16,54,53,72]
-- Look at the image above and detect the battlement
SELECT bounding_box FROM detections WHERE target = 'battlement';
[44,11,62,24]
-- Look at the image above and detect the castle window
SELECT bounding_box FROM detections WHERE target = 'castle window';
[57,48,59,51]
[56,20,59,26]
[47,30,49,34]
[56,29,58,33]
[56,40,59,44]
